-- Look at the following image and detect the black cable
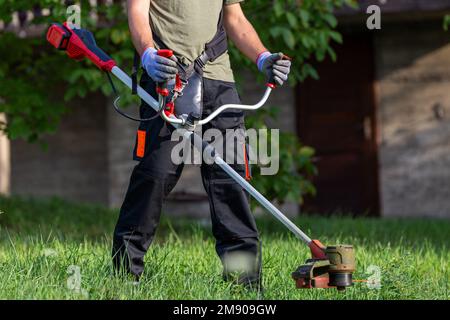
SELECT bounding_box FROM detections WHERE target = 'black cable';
[106,72,163,122]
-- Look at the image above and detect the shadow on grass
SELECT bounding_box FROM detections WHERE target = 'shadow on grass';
[1,195,449,253]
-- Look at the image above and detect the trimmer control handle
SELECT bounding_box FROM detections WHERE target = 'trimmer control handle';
[157,49,174,59]
[155,49,174,97]
[267,54,292,88]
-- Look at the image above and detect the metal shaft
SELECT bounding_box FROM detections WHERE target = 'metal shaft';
[111,66,312,244]
[214,157,311,244]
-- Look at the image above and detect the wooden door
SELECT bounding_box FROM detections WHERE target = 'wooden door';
[296,33,380,216]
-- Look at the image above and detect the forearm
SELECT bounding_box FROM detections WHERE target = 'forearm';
[127,0,153,56]
[224,4,267,63]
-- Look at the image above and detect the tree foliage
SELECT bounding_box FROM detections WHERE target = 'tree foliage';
[237,0,357,81]
[0,0,356,206]
[245,107,318,208]
[0,0,134,141]
[444,14,450,31]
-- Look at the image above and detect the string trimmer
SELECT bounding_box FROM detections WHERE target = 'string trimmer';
[46,22,356,291]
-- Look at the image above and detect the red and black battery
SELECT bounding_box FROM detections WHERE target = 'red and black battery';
[46,22,116,72]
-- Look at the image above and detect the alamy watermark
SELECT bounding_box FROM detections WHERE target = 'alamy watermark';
[366,2,384,30]
[366,264,382,289]
[170,128,280,176]
[67,4,81,29]
[67,265,89,297]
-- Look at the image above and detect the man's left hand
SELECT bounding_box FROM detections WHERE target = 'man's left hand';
[257,52,291,86]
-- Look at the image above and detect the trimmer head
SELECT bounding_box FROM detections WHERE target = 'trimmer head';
[292,240,355,291]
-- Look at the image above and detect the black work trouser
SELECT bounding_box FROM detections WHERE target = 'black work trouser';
[112,72,260,282]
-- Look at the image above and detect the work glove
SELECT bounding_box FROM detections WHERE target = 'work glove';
[256,52,291,86]
[141,47,178,83]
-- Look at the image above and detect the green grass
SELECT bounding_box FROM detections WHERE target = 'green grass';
[0,196,449,300]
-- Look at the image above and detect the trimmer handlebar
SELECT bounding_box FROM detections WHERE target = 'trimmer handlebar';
[153,48,275,127]
[46,22,274,128]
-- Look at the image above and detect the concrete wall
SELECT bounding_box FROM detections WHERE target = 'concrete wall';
[376,21,450,218]
[10,93,109,204]
[106,99,136,208]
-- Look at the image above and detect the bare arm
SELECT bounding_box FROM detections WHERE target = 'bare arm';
[223,3,267,63]
[127,0,154,56]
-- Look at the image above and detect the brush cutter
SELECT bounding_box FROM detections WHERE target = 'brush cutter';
[46,22,356,291]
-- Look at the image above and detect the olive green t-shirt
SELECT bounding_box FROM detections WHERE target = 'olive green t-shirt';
[149,0,244,82]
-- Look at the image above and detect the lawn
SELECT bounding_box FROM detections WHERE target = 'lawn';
[0,196,448,300]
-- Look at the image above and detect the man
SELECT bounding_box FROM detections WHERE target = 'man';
[112,0,291,287]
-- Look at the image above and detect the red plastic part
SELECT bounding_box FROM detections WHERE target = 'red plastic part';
[308,239,327,259]
[155,50,174,98]
[295,275,331,289]
[157,49,174,58]
[243,144,251,181]
[47,24,70,50]
[164,101,175,117]
[175,74,183,92]
[46,23,116,72]
[282,54,292,61]
[156,87,169,97]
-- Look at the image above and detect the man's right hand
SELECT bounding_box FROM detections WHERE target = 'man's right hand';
[141,47,178,82]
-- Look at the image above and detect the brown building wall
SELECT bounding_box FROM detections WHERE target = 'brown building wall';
[376,20,450,218]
